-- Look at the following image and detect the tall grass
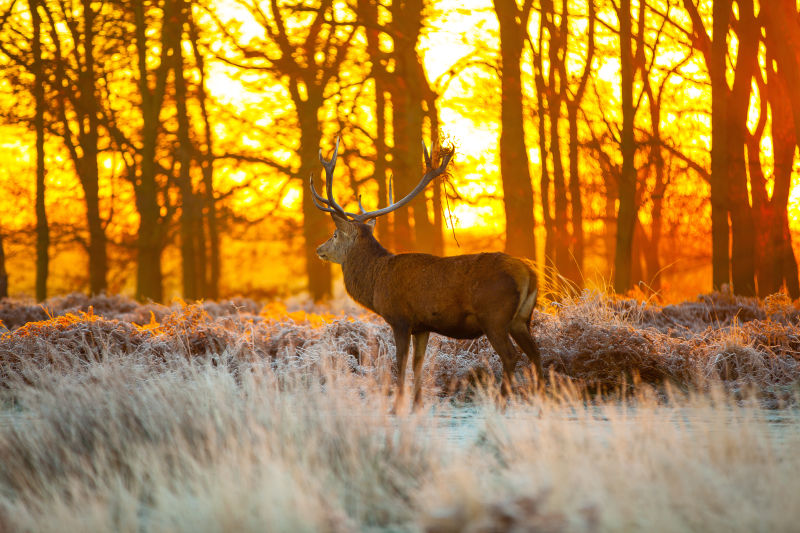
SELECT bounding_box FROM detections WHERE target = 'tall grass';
[0,292,797,531]
[0,356,797,532]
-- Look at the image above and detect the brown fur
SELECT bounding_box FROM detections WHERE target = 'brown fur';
[317,215,543,411]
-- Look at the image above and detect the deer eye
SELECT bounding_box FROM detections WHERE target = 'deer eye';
[333,231,339,238]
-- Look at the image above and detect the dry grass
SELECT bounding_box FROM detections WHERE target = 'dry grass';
[1,290,798,400]
[0,292,798,531]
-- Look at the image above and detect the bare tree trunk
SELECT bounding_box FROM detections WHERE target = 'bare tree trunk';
[427,98,445,255]
[726,0,759,296]
[172,0,200,300]
[533,36,554,270]
[78,0,107,295]
[614,0,636,294]
[187,9,220,299]
[566,103,583,280]
[300,110,332,301]
[709,0,732,291]
[359,0,391,248]
[388,0,432,253]
[133,0,167,302]
[758,44,800,297]
[542,0,571,279]
[494,0,536,260]
[0,232,6,298]
[565,0,594,282]
[31,0,49,302]
[642,67,666,291]
[762,1,800,144]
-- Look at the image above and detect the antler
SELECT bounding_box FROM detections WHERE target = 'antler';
[352,141,454,222]
[309,138,359,219]
[309,139,454,223]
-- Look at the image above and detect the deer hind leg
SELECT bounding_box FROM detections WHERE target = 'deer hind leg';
[411,332,430,411]
[510,322,543,383]
[482,327,520,396]
[391,326,411,414]
[510,285,543,383]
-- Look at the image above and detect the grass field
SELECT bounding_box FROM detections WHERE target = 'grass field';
[0,291,798,531]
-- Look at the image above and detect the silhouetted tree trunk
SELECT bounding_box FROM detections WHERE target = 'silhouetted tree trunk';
[31,0,49,302]
[533,27,554,270]
[300,108,331,301]
[641,56,666,291]
[542,0,570,278]
[614,0,636,294]
[565,0,595,283]
[494,0,537,260]
[387,0,436,253]
[78,0,108,295]
[686,0,758,295]
[726,0,758,296]
[428,98,445,256]
[751,45,800,298]
[188,9,220,299]
[389,73,420,252]
[133,0,171,301]
[40,0,108,294]
[171,0,201,300]
[761,0,800,298]
[359,0,391,246]
[762,1,800,144]
[0,232,6,298]
[420,56,444,255]
[709,0,732,291]
[212,0,358,300]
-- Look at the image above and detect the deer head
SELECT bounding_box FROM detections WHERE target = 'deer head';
[316,214,375,264]
[310,137,454,263]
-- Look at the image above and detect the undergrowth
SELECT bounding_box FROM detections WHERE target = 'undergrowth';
[0,292,797,531]
[0,290,798,402]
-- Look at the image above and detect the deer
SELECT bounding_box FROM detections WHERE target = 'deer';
[310,138,543,412]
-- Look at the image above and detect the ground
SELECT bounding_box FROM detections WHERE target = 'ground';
[0,291,798,531]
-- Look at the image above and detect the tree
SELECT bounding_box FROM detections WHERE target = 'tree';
[0,0,109,295]
[30,0,48,301]
[210,0,359,301]
[684,0,758,296]
[564,0,595,281]
[49,0,108,295]
[534,0,595,284]
[385,0,440,254]
[493,0,537,261]
[357,0,391,246]
[187,6,221,299]
[0,230,6,298]
[613,0,636,293]
[709,0,731,291]
[172,0,203,300]
[762,1,800,145]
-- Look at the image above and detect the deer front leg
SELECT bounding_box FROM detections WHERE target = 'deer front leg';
[391,326,411,414]
[411,332,430,410]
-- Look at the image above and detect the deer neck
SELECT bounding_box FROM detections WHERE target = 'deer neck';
[341,236,391,311]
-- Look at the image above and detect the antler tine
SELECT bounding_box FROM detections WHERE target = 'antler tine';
[422,140,432,170]
[309,173,339,214]
[310,169,362,219]
[316,137,352,218]
[354,142,453,222]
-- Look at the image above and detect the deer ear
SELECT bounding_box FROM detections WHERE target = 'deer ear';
[332,213,353,233]
[365,219,376,233]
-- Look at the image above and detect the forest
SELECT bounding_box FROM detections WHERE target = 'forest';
[1,0,798,303]
[1,2,800,531]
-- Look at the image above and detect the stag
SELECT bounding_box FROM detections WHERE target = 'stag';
[310,139,543,411]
